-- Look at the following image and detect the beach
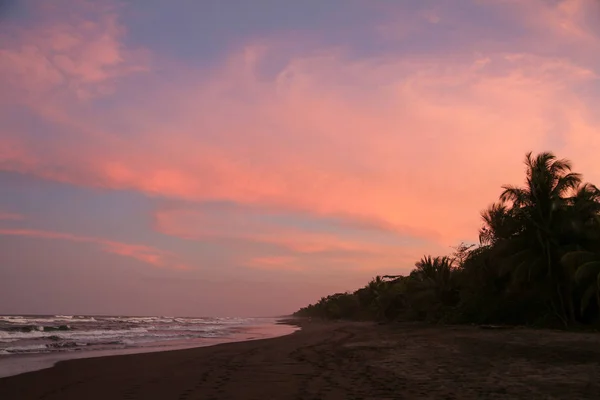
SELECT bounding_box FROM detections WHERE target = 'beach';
[1,320,599,399]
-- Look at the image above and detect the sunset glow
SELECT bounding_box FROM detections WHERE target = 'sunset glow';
[1,0,599,316]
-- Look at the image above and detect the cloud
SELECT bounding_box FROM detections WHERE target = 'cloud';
[245,256,303,271]
[1,0,599,251]
[0,212,23,220]
[153,204,432,250]
[0,0,148,103]
[0,228,188,269]
[153,204,446,274]
[509,0,599,43]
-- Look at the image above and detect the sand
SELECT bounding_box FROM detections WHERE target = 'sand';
[1,319,599,399]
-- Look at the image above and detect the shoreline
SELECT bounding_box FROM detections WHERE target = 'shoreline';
[0,319,300,379]
[1,320,599,399]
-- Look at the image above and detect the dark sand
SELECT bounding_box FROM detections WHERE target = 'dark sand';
[1,320,600,399]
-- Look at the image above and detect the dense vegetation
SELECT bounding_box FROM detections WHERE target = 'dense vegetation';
[294,152,600,328]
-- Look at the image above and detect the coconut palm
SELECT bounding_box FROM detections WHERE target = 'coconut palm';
[561,251,600,316]
[372,278,408,320]
[412,256,454,284]
[355,276,388,316]
[499,152,581,235]
[490,152,584,324]
[479,202,519,245]
[569,183,600,221]
[564,184,600,246]
[409,256,459,312]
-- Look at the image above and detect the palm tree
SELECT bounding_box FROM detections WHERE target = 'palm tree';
[493,152,582,324]
[412,256,454,284]
[557,183,600,319]
[565,183,600,246]
[561,251,600,317]
[355,276,387,313]
[499,152,581,235]
[371,277,408,320]
[569,183,600,222]
[409,256,459,313]
[479,202,519,245]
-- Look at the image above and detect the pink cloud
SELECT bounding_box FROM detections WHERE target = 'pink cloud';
[0,228,187,270]
[0,0,148,102]
[154,207,445,275]
[510,0,598,44]
[242,250,430,275]
[245,256,303,271]
[1,0,599,254]
[153,207,422,254]
[0,212,24,221]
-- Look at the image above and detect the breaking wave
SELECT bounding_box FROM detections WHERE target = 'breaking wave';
[0,315,263,355]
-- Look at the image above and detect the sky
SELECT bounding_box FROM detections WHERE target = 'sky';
[0,0,599,317]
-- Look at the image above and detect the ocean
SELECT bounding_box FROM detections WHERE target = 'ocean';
[0,314,297,377]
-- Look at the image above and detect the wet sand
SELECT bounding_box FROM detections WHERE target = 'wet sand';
[1,320,599,399]
[0,322,298,378]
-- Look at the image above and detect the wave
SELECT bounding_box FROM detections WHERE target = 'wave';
[0,317,30,324]
[100,316,252,325]
[3,336,214,354]
[0,325,43,333]
[0,316,95,324]
[4,344,48,353]
[0,327,148,341]
[172,317,252,325]
[0,315,265,357]
[158,324,229,332]
[0,325,72,333]
[0,315,252,325]
[103,316,175,324]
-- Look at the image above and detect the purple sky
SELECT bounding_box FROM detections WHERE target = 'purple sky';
[0,0,599,316]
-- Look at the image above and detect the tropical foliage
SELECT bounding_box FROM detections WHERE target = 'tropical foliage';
[294,152,600,328]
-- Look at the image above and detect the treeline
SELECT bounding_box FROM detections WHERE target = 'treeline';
[294,152,600,328]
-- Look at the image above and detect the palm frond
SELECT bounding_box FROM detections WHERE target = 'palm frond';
[548,156,573,176]
[574,261,600,283]
[580,285,597,314]
[561,251,597,271]
[553,172,582,196]
[500,186,528,205]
